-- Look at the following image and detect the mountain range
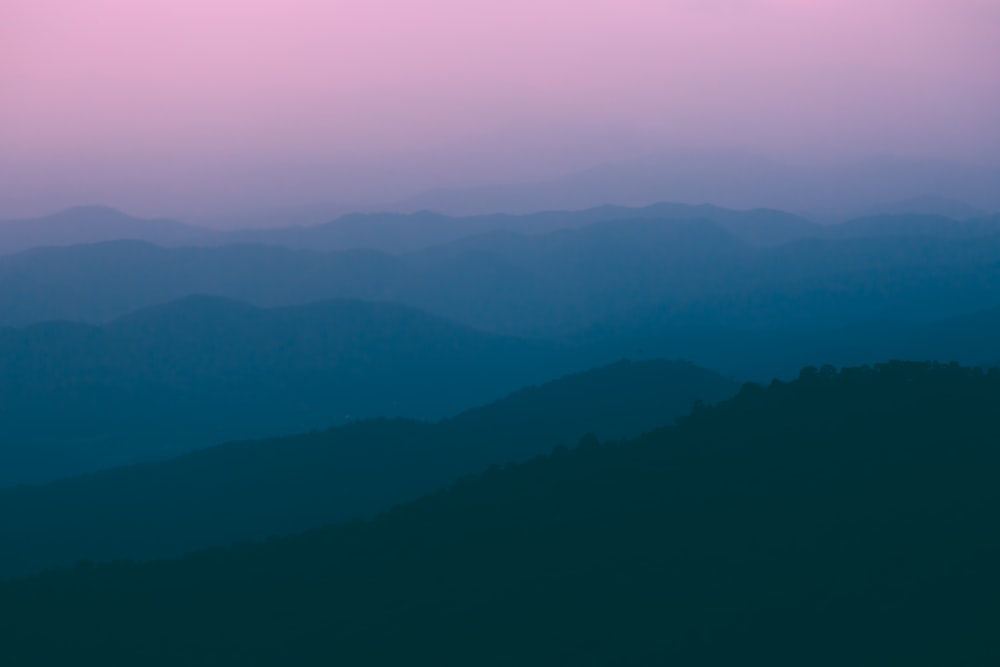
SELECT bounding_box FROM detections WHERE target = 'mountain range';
[0,359,736,580]
[0,205,206,255]
[394,152,1000,220]
[3,361,997,665]
[4,200,999,259]
[3,212,1000,336]
[0,296,581,485]
[6,290,1000,488]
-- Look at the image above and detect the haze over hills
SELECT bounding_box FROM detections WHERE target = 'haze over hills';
[0,206,208,255]
[8,199,1000,260]
[5,282,1000,488]
[395,152,1000,220]
[4,213,1000,337]
[217,201,822,251]
[0,296,584,486]
[822,214,1000,240]
[0,240,408,326]
[858,195,992,220]
[4,362,998,665]
[0,201,820,257]
[0,360,736,580]
[7,0,1000,663]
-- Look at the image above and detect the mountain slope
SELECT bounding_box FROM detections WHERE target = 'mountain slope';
[2,361,999,665]
[0,296,576,485]
[0,240,402,326]
[0,360,736,579]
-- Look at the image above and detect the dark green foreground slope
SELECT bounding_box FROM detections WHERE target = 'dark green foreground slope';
[3,362,1000,665]
[0,359,735,580]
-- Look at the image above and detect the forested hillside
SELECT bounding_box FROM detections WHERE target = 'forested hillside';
[0,296,571,484]
[3,362,997,665]
[0,360,735,579]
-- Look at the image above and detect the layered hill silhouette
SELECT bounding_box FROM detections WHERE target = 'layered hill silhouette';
[0,360,736,580]
[394,151,1000,219]
[3,201,820,259]
[12,201,1000,263]
[0,205,207,255]
[3,361,999,665]
[0,241,403,326]
[0,296,587,485]
[221,201,820,250]
[3,214,1000,336]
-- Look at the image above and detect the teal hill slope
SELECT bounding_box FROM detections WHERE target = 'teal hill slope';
[0,296,577,485]
[0,359,736,580]
[580,304,1000,380]
[3,361,999,665]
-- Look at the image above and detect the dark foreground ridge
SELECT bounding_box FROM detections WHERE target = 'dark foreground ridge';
[0,359,735,579]
[3,361,1000,665]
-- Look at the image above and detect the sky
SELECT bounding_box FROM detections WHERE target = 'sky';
[2,0,999,220]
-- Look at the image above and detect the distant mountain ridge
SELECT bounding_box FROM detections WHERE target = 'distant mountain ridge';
[0,205,207,255]
[4,214,1000,336]
[2,201,818,256]
[7,201,999,260]
[394,152,1000,220]
[223,201,821,251]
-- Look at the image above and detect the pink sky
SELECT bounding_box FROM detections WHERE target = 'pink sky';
[2,0,998,218]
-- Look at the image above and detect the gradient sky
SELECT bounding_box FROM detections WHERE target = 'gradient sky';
[2,0,999,219]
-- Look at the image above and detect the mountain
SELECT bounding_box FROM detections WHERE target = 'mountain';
[3,361,998,665]
[0,360,736,580]
[4,217,1000,337]
[220,202,820,251]
[0,202,818,257]
[395,151,1000,220]
[0,296,581,486]
[0,205,207,255]
[408,222,1000,335]
[0,240,403,326]
[7,201,997,260]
